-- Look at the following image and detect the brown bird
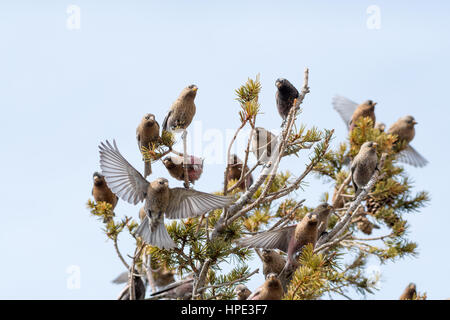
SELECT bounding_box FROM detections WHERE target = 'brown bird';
[260,249,286,277]
[92,172,118,222]
[238,208,321,272]
[136,113,160,178]
[117,274,146,300]
[351,141,378,196]
[98,140,233,249]
[399,283,417,300]
[162,155,204,184]
[332,95,377,131]
[275,78,299,121]
[315,203,334,237]
[375,122,386,132]
[150,275,194,300]
[162,85,197,133]
[226,154,254,190]
[152,267,176,288]
[162,84,198,188]
[235,284,252,300]
[247,273,283,300]
[251,127,278,164]
[388,115,428,168]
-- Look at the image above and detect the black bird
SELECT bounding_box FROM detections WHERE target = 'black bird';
[275,78,299,121]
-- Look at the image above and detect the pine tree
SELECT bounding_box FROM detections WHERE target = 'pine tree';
[87,69,429,300]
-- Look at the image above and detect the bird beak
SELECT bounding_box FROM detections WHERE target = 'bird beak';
[192,86,198,92]
[372,143,378,149]
[328,204,334,211]
[412,120,418,125]
[373,102,377,107]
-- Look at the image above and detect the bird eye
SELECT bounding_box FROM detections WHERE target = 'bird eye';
[159,181,164,185]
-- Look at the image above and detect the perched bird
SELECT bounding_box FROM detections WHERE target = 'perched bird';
[275,78,299,121]
[162,155,204,184]
[162,84,198,188]
[226,154,254,190]
[117,274,146,300]
[315,203,334,237]
[251,127,278,163]
[247,273,283,300]
[238,208,321,272]
[98,140,233,249]
[234,284,252,300]
[92,172,118,222]
[112,267,175,289]
[332,95,377,131]
[375,122,386,132]
[399,283,417,300]
[260,249,286,278]
[136,113,160,178]
[388,115,428,168]
[162,85,198,132]
[351,141,378,196]
[152,267,176,288]
[150,275,194,300]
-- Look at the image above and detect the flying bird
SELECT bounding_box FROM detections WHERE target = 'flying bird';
[136,113,160,178]
[98,140,233,249]
[275,78,299,121]
[388,115,428,168]
[247,273,283,300]
[332,95,377,131]
[162,155,204,184]
[238,207,323,272]
[351,141,379,196]
[91,172,118,222]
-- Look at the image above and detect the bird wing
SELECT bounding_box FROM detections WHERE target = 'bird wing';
[247,286,262,300]
[166,188,234,219]
[162,110,172,131]
[99,140,149,205]
[237,226,296,253]
[397,145,428,168]
[332,95,359,128]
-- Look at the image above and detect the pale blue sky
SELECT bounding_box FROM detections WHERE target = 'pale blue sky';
[0,0,449,299]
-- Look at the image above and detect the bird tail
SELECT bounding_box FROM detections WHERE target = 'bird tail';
[144,161,152,178]
[136,216,176,250]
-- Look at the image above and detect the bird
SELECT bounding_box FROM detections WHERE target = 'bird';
[162,84,198,188]
[332,95,377,131]
[112,266,175,289]
[275,78,299,121]
[315,203,334,237]
[117,274,146,300]
[388,115,428,168]
[399,283,417,300]
[351,141,378,196]
[226,154,254,190]
[136,113,160,178]
[234,284,252,300]
[237,208,322,273]
[259,249,286,278]
[150,275,194,300]
[91,172,118,222]
[98,140,233,249]
[162,155,204,184]
[162,85,198,133]
[251,127,278,164]
[375,122,386,132]
[247,273,283,300]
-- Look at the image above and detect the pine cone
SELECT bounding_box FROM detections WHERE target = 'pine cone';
[366,194,395,215]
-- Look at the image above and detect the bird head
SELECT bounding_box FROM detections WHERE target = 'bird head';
[361,141,378,153]
[306,213,319,225]
[402,115,418,127]
[364,100,377,109]
[143,113,156,125]
[163,156,174,168]
[93,172,105,185]
[316,203,334,216]
[375,122,386,132]
[408,283,417,291]
[265,273,281,288]
[261,249,273,260]
[180,84,198,99]
[153,178,169,191]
